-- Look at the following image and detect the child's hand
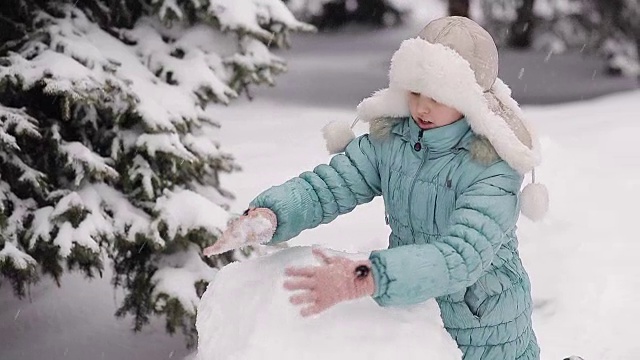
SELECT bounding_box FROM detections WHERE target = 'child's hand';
[203,208,277,256]
[283,248,375,317]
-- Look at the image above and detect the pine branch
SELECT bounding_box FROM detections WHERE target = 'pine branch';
[0,252,39,298]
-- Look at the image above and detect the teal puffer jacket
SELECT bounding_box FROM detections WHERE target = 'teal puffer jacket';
[250,118,539,360]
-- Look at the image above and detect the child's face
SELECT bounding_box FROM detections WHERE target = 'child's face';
[408,92,463,130]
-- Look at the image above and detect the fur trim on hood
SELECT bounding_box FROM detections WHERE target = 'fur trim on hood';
[356,37,540,175]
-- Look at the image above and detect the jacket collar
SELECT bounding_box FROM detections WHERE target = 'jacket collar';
[392,117,474,155]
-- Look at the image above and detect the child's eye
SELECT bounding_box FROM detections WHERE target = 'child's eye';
[410,91,420,96]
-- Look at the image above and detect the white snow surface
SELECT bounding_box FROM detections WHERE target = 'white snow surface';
[209,90,640,360]
[196,246,462,360]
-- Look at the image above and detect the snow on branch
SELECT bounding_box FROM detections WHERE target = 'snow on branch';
[225,37,286,86]
[43,184,159,257]
[206,0,314,40]
[89,183,157,243]
[27,206,55,248]
[153,188,229,240]
[152,244,218,311]
[126,19,238,108]
[1,6,245,132]
[60,141,120,185]
[0,105,41,149]
[1,48,131,110]
[154,0,185,21]
[0,105,45,195]
[0,242,36,270]
[129,155,159,200]
[182,133,221,159]
[49,191,103,256]
[137,133,197,161]
[0,188,39,269]
[0,152,47,191]
[286,0,338,18]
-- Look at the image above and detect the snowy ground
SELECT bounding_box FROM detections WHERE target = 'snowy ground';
[0,265,189,360]
[212,90,640,360]
[2,17,640,360]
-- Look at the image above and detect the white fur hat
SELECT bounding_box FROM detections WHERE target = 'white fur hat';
[322,16,548,221]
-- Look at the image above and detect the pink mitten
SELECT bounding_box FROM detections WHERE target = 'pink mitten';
[203,207,277,256]
[283,248,376,317]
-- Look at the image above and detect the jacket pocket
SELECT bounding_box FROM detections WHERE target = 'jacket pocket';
[433,185,456,234]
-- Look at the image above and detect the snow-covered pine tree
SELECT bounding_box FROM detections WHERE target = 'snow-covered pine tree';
[0,0,312,347]
[479,0,534,46]
[480,0,640,76]
[583,0,639,76]
[527,0,639,76]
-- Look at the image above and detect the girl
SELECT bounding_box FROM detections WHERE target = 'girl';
[204,16,548,360]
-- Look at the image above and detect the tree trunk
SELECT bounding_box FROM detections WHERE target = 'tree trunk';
[314,1,348,30]
[508,0,535,48]
[353,0,401,27]
[448,0,470,18]
[637,38,640,83]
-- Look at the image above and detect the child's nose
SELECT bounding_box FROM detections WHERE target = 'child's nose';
[418,100,431,114]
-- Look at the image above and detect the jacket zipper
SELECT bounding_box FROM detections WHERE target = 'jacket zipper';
[408,129,427,240]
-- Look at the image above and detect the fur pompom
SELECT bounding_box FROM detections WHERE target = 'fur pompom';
[520,182,549,221]
[322,120,355,154]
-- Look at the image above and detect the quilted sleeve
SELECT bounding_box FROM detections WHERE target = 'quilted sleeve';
[250,135,382,244]
[369,161,523,306]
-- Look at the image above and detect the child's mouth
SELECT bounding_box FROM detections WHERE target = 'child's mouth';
[416,118,435,129]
